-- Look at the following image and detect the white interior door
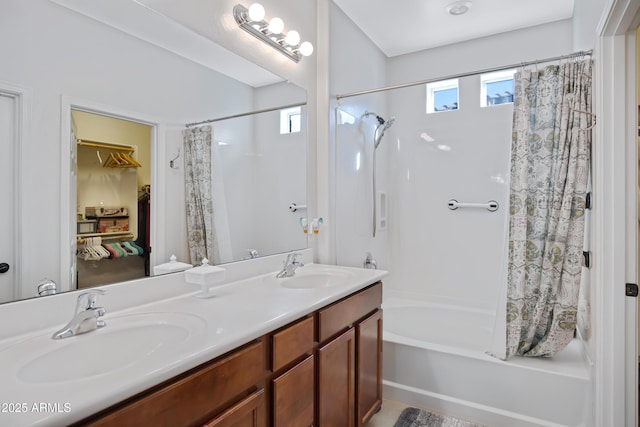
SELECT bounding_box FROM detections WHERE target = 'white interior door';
[0,93,16,303]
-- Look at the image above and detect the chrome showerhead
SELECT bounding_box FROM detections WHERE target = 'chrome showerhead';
[374,115,395,149]
[384,116,396,131]
[364,111,396,149]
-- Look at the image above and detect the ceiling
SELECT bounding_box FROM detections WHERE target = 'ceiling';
[51,0,575,86]
[51,0,283,87]
[332,0,575,57]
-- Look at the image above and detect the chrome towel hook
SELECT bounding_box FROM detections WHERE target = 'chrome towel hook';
[169,149,180,169]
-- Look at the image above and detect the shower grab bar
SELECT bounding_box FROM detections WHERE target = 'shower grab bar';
[448,199,499,212]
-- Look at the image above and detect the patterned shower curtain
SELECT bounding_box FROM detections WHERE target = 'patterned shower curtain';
[505,59,592,358]
[184,126,220,265]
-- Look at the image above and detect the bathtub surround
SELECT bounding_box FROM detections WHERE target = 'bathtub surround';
[393,407,483,427]
[331,2,596,422]
[506,59,593,358]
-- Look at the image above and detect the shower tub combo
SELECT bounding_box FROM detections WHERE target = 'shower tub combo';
[335,69,592,426]
[381,291,591,427]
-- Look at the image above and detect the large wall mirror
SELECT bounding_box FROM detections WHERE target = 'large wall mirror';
[0,0,307,304]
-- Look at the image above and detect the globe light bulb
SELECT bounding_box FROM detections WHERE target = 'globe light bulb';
[248,3,265,21]
[299,41,314,57]
[268,17,284,34]
[284,30,300,46]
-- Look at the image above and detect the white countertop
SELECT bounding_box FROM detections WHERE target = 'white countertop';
[0,260,387,426]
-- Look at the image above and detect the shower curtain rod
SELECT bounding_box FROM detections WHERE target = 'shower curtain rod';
[336,50,593,100]
[185,101,307,128]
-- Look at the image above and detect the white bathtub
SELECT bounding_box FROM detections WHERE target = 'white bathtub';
[382,295,592,427]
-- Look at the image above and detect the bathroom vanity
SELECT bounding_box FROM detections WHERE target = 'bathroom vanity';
[76,282,382,427]
[0,257,386,427]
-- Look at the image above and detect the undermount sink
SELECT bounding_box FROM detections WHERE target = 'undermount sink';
[277,266,356,289]
[9,312,206,384]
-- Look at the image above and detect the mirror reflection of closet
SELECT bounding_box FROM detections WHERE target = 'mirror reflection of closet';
[72,110,151,289]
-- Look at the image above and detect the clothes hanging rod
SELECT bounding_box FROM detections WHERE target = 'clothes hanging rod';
[336,50,593,100]
[77,139,135,152]
[185,102,307,128]
[77,232,134,243]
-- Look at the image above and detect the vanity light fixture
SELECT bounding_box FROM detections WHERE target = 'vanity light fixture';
[233,3,314,63]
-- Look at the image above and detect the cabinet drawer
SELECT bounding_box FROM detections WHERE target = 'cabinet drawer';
[204,389,265,427]
[82,341,265,427]
[272,316,315,372]
[272,355,314,427]
[318,282,382,343]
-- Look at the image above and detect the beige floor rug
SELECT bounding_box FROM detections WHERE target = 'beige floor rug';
[393,407,484,427]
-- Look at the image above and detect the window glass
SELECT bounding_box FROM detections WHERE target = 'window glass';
[426,79,459,113]
[280,107,301,134]
[481,70,515,107]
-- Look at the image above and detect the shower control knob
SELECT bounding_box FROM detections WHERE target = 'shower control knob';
[0,263,9,274]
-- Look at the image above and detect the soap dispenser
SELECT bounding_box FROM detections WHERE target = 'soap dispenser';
[185,258,226,299]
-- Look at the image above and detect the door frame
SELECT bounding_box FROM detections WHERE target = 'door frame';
[0,81,31,301]
[59,96,166,291]
[595,0,640,425]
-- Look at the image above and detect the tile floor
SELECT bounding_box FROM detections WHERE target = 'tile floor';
[365,399,409,427]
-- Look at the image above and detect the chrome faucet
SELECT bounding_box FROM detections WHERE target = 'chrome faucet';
[363,252,377,269]
[36,278,58,296]
[276,253,304,278]
[52,290,106,339]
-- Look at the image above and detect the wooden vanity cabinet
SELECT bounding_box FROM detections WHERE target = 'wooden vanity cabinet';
[75,282,382,427]
[316,282,383,427]
[317,327,356,426]
[203,389,265,427]
[270,281,383,427]
[270,315,315,427]
[76,340,266,427]
[272,355,315,426]
[356,308,383,426]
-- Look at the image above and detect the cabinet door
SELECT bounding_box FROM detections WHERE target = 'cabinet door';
[356,309,383,426]
[204,389,265,427]
[317,328,356,427]
[81,341,264,427]
[273,355,314,427]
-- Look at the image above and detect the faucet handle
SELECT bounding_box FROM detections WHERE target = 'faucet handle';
[75,289,106,312]
[286,253,303,264]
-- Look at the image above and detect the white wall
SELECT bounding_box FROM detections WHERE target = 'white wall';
[138,0,321,260]
[331,10,574,307]
[571,0,610,387]
[382,77,512,308]
[254,83,308,259]
[387,19,573,85]
[573,0,609,51]
[330,2,390,269]
[210,84,307,263]
[379,20,573,307]
[0,0,255,294]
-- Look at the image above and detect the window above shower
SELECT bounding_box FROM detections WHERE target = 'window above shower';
[480,70,515,107]
[280,106,302,134]
[426,79,459,113]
